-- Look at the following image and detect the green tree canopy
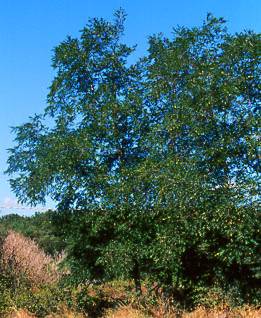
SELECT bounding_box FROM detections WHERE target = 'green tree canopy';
[6,12,260,304]
[6,13,260,212]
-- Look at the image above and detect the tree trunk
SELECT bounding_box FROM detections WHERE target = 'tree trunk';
[132,258,142,295]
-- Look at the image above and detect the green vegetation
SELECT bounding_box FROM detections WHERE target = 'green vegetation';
[1,10,260,316]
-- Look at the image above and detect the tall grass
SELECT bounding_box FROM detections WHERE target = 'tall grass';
[104,306,261,318]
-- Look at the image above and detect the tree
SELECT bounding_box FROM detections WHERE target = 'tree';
[6,9,148,210]
[6,12,260,304]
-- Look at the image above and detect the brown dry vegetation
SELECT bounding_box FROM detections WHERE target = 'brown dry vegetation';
[6,307,261,318]
[6,309,35,318]
[104,304,261,318]
[2,231,64,285]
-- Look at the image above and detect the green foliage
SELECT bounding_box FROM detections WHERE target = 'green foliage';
[0,270,98,317]
[56,205,260,306]
[5,10,261,307]
[0,271,59,316]
[6,9,148,210]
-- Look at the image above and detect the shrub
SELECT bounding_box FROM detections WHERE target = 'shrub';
[1,231,64,286]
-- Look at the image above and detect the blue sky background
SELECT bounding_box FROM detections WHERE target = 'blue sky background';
[0,0,260,215]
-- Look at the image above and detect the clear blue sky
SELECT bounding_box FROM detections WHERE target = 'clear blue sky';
[0,0,260,215]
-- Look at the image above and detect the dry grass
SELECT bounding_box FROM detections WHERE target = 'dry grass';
[6,309,36,318]
[104,306,261,318]
[6,308,86,318]
[5,306,261,318]
[182,306,261,318]
[45,307,86,318]
[105,305,147,318]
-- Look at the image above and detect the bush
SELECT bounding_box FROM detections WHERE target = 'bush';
[2,231,64,286]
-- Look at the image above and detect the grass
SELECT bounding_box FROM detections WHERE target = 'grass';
[6,306,261,318]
